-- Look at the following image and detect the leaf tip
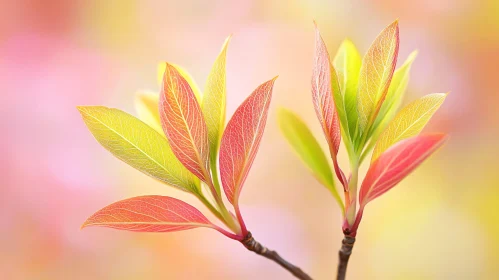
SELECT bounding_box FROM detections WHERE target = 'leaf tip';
[342,37,354,46]
[276,106,287,114]
[222,35,232,51]
[313,20,323,35]
[433,133,449,142]
[276,107,291,121]
[421,133,449,149]
[389,19,400,39]
[162,62,182,83]
[406,50,418,64]
[80,219,91,230]
[164,61,173,70]
[76,106,95,116]
[134,91,149,102]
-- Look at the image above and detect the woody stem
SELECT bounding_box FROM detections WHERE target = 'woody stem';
[242,232,313,280]
[337,236,355,280]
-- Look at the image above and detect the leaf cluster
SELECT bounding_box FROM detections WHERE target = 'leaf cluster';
[279,20,448,235]
[79,37,276,240]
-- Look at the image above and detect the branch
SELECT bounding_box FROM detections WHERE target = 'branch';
[241,232,313,280]
[337,236,355,280]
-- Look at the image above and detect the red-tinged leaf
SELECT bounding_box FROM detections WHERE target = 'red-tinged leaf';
[359,134,447,206]
[219,78,277,205]
[357,20,400,134]
[81,196,215,233]
[312,23,347,187]
[160,63,212,185]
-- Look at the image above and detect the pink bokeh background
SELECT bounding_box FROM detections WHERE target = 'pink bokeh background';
[2,0,498,279]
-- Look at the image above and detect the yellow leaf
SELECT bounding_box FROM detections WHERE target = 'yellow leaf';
[202,36,231,165]
[134,91,163,134]
[372,93,447,161]
[357,20,400,136]
[334,39,362,139]
[78,106,200,193]
[157,63,203,104]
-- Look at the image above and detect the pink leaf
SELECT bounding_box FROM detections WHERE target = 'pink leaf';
[359,134,447,206]
[312,24,347,187]
[160,63,212,185]
[82,196,215,233]
[219,78,277,206]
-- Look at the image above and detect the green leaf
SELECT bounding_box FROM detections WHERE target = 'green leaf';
[277,108,344,211]
[333,39,362,140]
[202,36,230,167]
[330,63,351,143]
[78,106,200,193]
[370,50,418,138]
[134,91,163,134]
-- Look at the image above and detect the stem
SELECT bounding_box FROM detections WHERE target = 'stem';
[242,232,313,280]
[219,202,241,234]
[197,192,241,234]
[210,157,222,198]
[207,155,242,234]
[197,193,224,221]
[345,159,359,226]
[337,236,355,280]
[213,225,243,241]
[235,203,248,236]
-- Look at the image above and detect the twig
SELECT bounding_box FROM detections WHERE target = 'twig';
[241,232,313,280]
[337,236,355,280]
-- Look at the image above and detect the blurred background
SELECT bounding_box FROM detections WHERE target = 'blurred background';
[1,0,498,279]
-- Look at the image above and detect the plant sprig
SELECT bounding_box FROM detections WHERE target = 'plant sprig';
[279,20,448,279]
[79,36,312,280]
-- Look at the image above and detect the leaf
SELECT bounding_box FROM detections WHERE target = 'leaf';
[157,63,203,104]
[203,36,231,165]
[370,51,418,138]
[219,78,276,205]
[359,134,447,206]
[312,23,347,187]
[372,93,447,161]
[160,63,212,185]
[357,20,400,135]
[82,196,215,232]
[78,106,199,193]
[135,91,163,134]
[333,39,362,139]
[277,108,344,210]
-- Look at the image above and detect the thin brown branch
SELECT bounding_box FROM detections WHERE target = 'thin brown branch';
[337,236,355,280]
[241,232,313,280]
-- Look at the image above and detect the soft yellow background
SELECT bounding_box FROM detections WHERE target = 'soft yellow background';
[1,0,498,279]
